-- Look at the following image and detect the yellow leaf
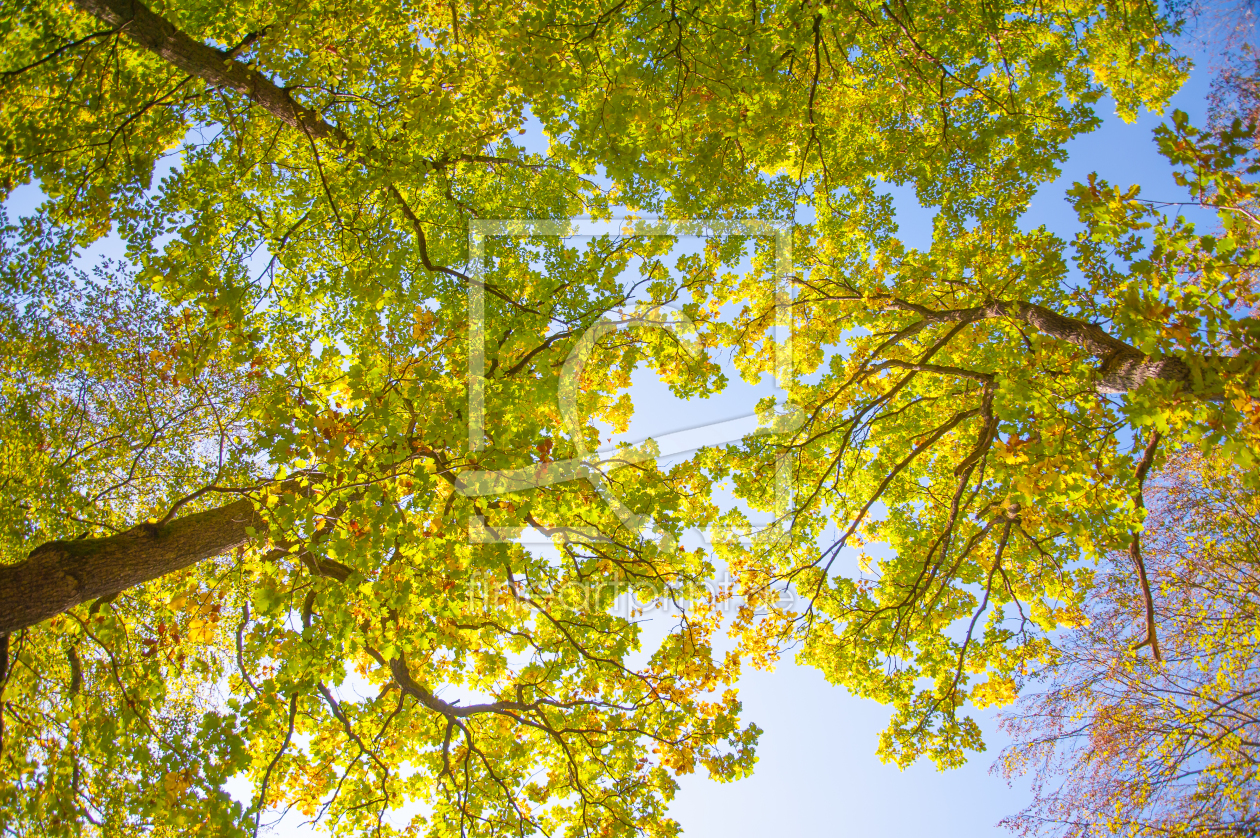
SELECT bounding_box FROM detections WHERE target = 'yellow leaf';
[188,618,215,643]
[163,770,192,805]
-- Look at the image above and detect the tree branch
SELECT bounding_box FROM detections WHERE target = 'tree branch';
[0,497,260,634]
[1130,430,1163,662]
[877,297,1196,394]
[70,0,348,143]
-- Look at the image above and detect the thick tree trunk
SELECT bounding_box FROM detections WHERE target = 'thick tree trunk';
[0,497,259,634]
[71,0,346,142]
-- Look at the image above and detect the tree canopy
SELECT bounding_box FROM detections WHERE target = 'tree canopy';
[999,444,1260,837]
[0,0,1256,835]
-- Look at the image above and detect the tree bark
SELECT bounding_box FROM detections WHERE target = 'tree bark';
[1002,301,1194,394]
[0,497,259,634]
[71,0,346,143]
[885,297,1202,394]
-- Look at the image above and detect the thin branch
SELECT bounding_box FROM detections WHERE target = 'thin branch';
[1131,430,1164,662]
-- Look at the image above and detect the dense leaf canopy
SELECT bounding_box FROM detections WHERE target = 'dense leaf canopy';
[0,0,1256,835]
